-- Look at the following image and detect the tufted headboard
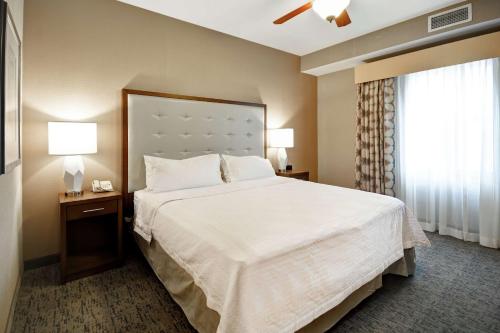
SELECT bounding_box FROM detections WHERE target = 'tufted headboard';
[122,89,267,215]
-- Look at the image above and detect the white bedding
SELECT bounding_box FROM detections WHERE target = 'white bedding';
[134,177,429,333]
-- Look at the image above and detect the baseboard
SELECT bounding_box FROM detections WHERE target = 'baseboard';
[24,254,60,271]
[5,273,22,333]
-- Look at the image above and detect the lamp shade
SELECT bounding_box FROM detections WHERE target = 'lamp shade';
[269,128,294,148]
[48,122,97,155]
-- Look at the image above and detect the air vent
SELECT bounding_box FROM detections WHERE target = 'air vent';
[428,4,472,33]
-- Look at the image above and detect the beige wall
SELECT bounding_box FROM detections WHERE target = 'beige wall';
[22,0,317,260]
[0,0,23,330]
[317,69,356,188]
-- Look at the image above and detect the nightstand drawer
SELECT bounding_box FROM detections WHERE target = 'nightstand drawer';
[67,200,117,221]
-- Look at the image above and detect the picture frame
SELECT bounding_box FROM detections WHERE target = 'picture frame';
[1,2,21,174]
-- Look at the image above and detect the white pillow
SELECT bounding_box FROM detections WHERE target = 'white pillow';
[221,155,276,182]
[144,154,223,192]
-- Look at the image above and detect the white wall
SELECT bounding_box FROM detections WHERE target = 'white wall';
[0,0,23,331]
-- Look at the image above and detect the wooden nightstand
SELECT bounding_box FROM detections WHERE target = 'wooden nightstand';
[276,170,309,181]
[59,191,123,283]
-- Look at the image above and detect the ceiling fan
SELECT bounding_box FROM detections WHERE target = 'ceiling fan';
[274,0,352,27]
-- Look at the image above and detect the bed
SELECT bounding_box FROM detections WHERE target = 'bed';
[122,89,429,333]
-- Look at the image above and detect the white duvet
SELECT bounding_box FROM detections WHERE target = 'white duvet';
[135,177,429,333]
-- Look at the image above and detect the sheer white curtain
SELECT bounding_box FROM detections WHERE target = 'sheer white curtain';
[396,57,500,248]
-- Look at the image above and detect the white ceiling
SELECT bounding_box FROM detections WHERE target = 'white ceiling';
[118,0,464,56]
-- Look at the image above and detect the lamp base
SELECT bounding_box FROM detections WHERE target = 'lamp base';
[277,148,288,172]
[63,155,85,194]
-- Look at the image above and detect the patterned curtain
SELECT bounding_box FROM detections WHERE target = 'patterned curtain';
[355,78,395,196]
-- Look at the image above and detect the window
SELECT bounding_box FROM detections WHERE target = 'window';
[396,57,500,248]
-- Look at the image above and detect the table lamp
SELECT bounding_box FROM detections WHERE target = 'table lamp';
[48,122,97,195]
[269,128,294,172]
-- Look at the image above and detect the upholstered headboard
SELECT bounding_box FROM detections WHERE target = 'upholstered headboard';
[122,89,267,215]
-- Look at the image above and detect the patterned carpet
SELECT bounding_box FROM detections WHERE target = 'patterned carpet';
[11,232,500,333]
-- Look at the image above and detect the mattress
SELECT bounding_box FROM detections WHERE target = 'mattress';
[134,177,429,333]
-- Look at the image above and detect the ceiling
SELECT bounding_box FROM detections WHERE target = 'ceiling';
[118,0,464,56]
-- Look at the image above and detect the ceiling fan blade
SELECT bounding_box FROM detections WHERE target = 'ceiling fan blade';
[334,9,351,27]
[273,2,313,24]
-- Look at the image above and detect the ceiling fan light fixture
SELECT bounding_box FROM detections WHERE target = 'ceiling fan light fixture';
[312,0,351,20]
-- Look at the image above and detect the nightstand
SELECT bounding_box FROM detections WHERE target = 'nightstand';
[59,191,123,283]
[276,170,309,181]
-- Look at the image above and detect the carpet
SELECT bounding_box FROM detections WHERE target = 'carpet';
[11,232,500,332]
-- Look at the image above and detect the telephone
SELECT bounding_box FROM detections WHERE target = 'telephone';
[92,180,114,193]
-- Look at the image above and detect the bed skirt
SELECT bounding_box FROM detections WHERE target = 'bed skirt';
[135,234,416,333]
